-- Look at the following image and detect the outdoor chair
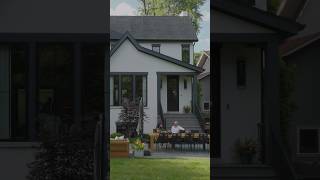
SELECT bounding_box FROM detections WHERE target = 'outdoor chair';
[192,133,200,150]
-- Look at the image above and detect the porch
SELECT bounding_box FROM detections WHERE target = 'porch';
[156,72,205,132]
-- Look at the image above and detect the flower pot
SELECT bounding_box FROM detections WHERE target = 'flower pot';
[134,150,144,157]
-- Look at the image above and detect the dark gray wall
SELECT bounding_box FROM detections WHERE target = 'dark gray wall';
[0,0,108,34]
[286,40,320,161]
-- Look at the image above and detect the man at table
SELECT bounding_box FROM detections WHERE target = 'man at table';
[171,121,185,133]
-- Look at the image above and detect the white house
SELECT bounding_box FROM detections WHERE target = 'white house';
[110,16,203,134]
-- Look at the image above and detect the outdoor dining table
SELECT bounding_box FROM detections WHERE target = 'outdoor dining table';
[149,131,210,152]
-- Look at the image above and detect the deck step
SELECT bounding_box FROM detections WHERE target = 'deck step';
[164,113,202,132]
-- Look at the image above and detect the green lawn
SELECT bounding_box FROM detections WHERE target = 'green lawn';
[110,157,210,180]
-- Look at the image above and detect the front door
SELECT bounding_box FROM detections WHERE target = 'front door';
[167,75,179,112]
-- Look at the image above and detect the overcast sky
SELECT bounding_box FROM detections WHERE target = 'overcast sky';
[110,0,210,52]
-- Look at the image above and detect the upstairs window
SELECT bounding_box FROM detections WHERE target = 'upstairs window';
[298,129,320,154]
[182,44,190,63]
[152,44,160,53]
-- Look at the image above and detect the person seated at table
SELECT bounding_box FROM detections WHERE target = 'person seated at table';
[171,121,185,134]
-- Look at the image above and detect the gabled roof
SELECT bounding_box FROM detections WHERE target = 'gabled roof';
[196,51,210,68]
[110,32,203,72]
[280,32,320,56]
[110,16,198,41]
[212,0,305,37]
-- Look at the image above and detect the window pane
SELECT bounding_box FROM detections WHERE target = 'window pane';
[152,45,160,53]
[112,75,120,106]
[11,45,28,138]
[182,44,190,63]
[135,75,147,106]
[0,46,10,139]
[121,75,133,105]
[300,129,319,153]
[38,44,74,138]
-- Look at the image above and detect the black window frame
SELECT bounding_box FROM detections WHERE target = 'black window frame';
[110,73,148,107]
[152,44,161,53]
[181,44,190,64]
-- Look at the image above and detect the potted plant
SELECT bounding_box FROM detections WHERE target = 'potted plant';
[234,138,257,164]
[183,105,191,113]
[132,138,145,157]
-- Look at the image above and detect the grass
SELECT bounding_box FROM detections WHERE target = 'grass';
[110,157,210,180]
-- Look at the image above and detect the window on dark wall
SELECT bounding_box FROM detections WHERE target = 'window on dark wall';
[82,43,106,134]
[110,74,147,106]
[299,129,319,153]
[0,44,28,140]
[152,44,160,53]
[237,59,246,88]
[11,45,28,138]
[37,43,74,138]
[182,44,190,63]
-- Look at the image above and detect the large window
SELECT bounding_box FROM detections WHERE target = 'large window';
[110,74,147,106]
[37,43,74,138]
[298,129,320,154]
[0,45,28,140]
[237,59,246,88]
[181,44,190,63]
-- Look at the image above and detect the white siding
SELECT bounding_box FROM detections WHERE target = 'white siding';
[110,39,195,134]
[139,42,194,64]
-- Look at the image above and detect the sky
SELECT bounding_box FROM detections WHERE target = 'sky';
[110,0,210,52]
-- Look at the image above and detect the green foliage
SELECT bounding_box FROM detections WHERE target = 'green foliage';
[280,59,297,143]
[183,105,192,113]
[268,0,281,13]
[111,132,124,139]
[132,138,145,151]
[27,135,94,180]
[137,0,205,33]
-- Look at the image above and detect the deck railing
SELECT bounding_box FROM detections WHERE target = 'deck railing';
[194,104,206,132]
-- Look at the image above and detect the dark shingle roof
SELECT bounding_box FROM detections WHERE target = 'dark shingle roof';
[110,16,198,41]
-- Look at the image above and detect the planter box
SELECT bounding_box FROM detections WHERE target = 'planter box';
[134,150,144,157]
[110,140,129,158]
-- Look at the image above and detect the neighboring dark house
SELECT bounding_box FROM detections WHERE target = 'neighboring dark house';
[212,0,304,179]
[0,1,107,179]
[196,51,210,129]
[279,0,320,178]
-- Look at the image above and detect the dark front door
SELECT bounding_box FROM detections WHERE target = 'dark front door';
[167,75,179,111]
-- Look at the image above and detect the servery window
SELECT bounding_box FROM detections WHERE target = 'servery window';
[110,74,147,106]
[181,44,190,63]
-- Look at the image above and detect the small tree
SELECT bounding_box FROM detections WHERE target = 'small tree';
[116,100,147,138]
[280,59,297,145]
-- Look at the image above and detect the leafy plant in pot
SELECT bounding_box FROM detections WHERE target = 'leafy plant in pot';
[132,138,145,157]
[234,138,257,164]
[183,105,191,113]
